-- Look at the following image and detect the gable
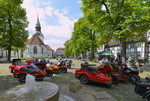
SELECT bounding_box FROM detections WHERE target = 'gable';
[27,34,45,45]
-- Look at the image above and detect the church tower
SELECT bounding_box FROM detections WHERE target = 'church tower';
[35,16,44,41]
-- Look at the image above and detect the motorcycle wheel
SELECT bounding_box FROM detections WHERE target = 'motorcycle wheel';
[111,75,119,85]
[69,65,71,69]
[62,68,67,73]
[46,70,53,77]
[134,85,147,96]
[67,65,71,69]
[19,73,26,83]
[146,95,150,101]
[80,75,89,84]
[130,76,140,84]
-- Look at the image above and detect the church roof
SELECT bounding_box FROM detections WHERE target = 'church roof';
[36,31,44,37]
[57,47,64,50]
[27,34,45,45]
[46,45,52,50]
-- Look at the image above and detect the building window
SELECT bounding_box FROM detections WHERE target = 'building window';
[137,43,141,47]
[42,47,43,54]
[126,49,129,53]
[130,44,134,48]
[33,46,37,54]
[127,45,130,48]
[131,48,134,52]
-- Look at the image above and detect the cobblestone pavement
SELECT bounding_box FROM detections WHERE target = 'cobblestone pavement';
[0,59,149,101]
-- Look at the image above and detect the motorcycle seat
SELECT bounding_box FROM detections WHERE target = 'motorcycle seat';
[34,62,42,66]
[21,67,36,74]
[136,82,150,87]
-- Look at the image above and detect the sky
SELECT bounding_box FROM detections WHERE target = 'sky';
[21,0,83,51]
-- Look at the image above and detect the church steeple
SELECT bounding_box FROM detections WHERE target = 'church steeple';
[35,16,41,32]
[35,15,44,41]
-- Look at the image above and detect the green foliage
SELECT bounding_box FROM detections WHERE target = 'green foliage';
[0,0,29,61]
[64,40,73,56]
[81,0,150,41]
[81,0,150,61]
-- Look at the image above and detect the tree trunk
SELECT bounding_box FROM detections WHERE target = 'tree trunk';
[17,48,20,58]
[1,50,3,57]
[121,40,126,63]
[91,52,95,61]
[91,31,96,60]
[7,13,13,61]
[6,51,8,57]
[144,41,148,64]
[7,46,11,62]
[17,52,19,58]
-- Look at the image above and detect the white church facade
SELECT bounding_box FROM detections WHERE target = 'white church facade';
[23,17,53,59]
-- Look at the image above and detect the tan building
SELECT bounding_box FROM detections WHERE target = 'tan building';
[55,47,65,58]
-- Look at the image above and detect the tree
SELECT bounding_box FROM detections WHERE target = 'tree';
[0,0,28,61]
[65,17,100,60]
[64,40,72,57]
[81,0,150,62]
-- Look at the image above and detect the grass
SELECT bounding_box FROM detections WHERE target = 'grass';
[0,63,11,75]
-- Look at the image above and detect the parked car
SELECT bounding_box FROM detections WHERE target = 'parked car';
[75,62,112,87]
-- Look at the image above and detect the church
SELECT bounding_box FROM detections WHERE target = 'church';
[22,17,53,59]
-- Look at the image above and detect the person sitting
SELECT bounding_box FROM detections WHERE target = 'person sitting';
[126,57,137,69]
[99,57,108,66]
[29,63,40,71]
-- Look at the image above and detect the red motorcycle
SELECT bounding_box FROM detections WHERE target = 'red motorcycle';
[119,63,141,84]
[9,59,46,83]
[98,60,141,84]
[31,59,54,77]
[97,63,124,85]
[46,60,67,73]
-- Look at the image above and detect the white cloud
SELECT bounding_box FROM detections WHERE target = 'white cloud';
[21,0,77,50]
[42,1,52,6]
[45,7,54,16]
[44,38,65,51]
[21,0,39,33]
[77,0,82,4]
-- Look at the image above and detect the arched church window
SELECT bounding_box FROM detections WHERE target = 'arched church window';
[42,47,43,54]
[33,46,37,54]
